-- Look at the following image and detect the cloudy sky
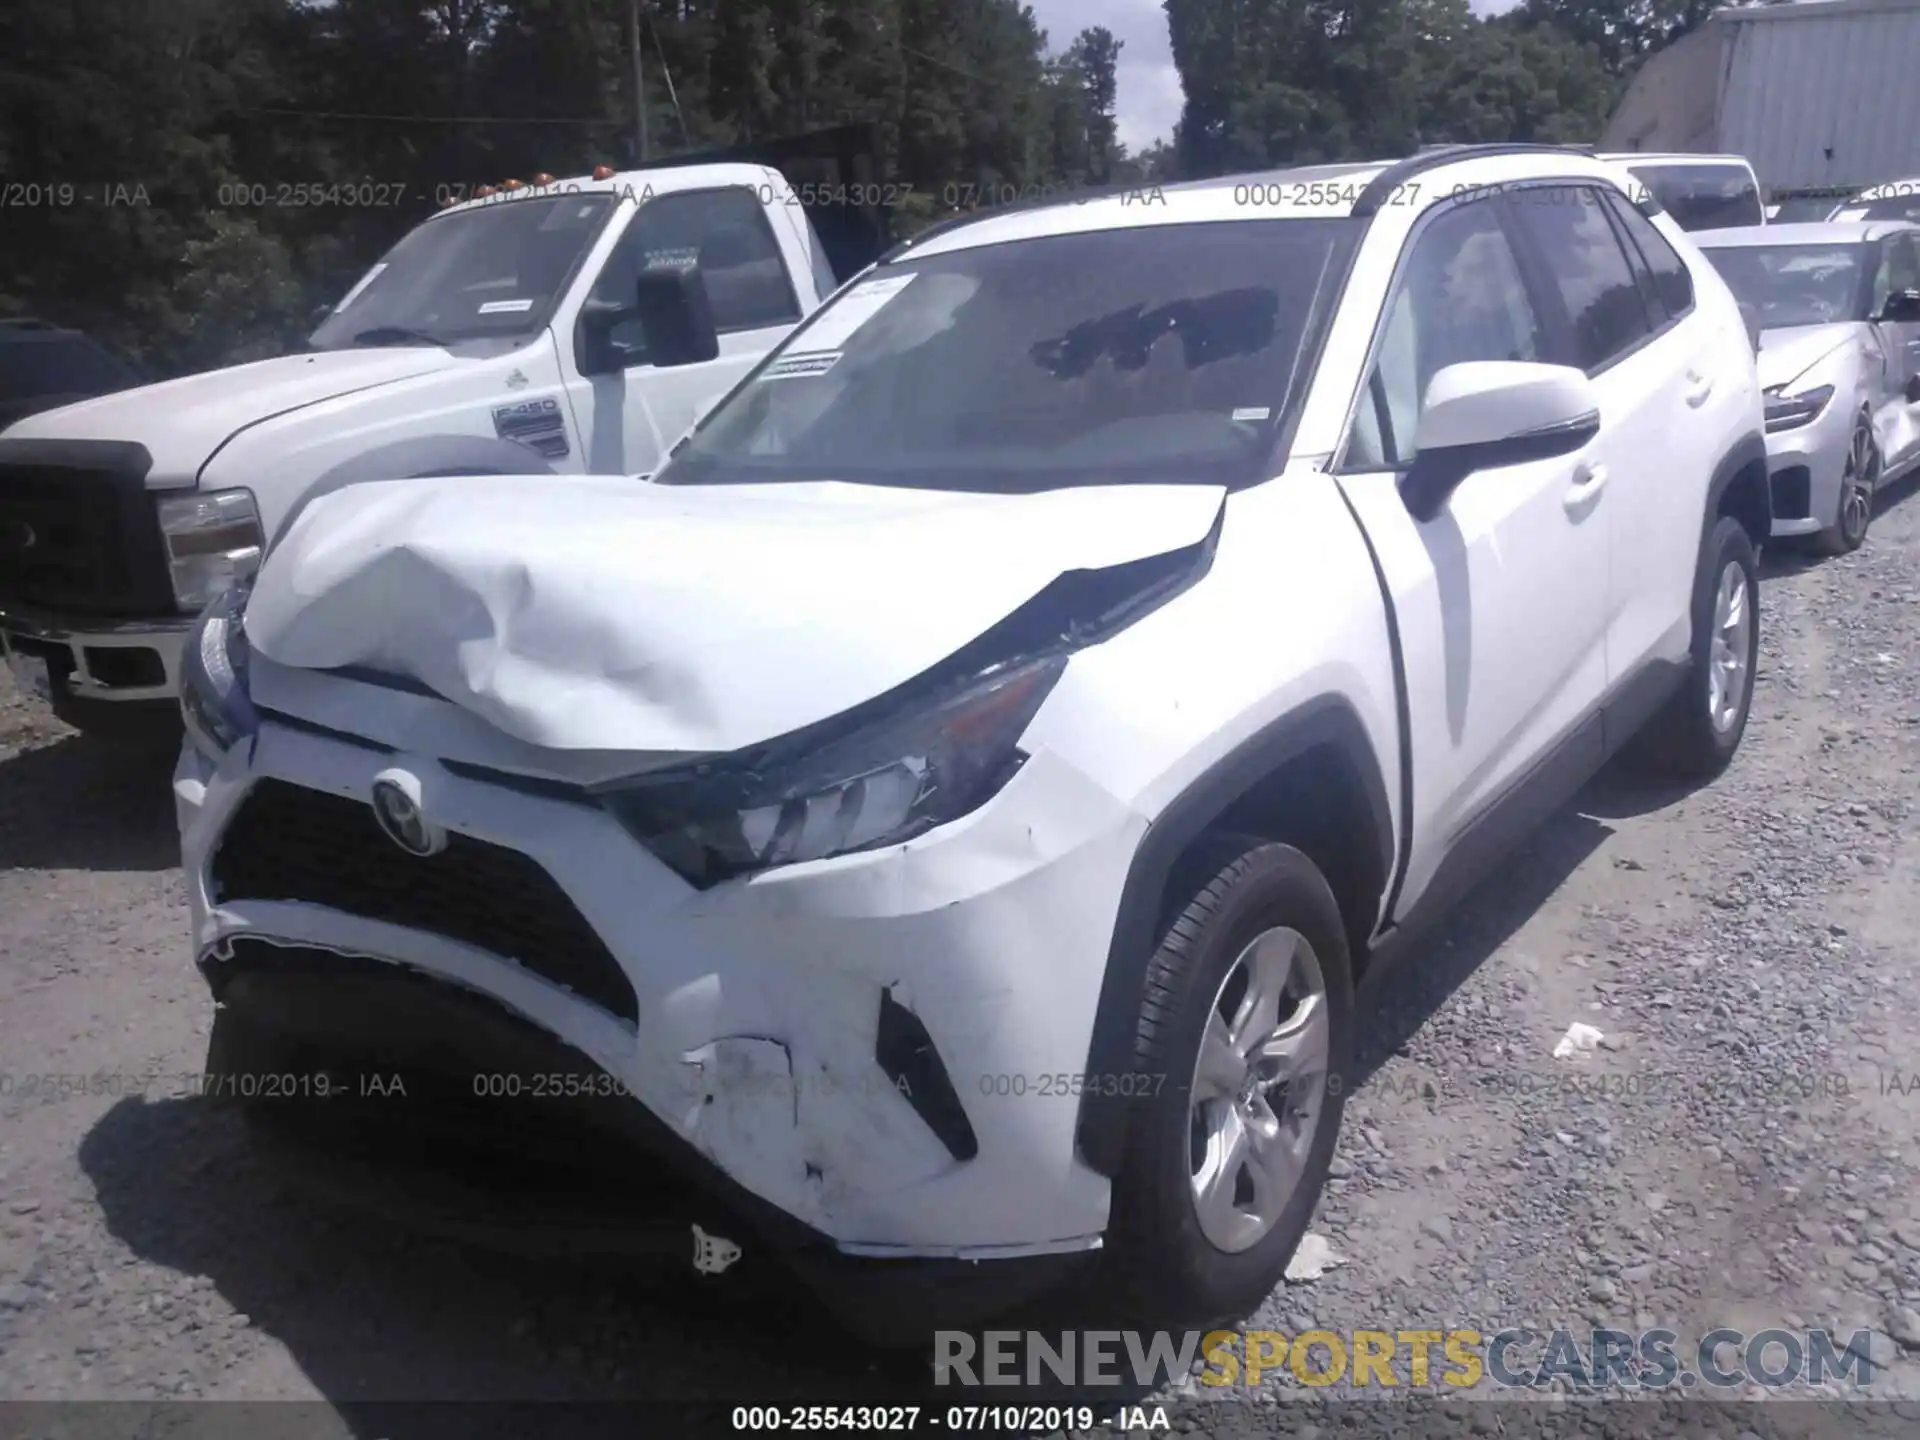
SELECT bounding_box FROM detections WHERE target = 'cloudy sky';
[1026,0,1518,151]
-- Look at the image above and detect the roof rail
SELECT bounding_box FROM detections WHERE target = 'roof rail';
[879,179,1148,263]
[1350,142,1607,218]
[0,317,57,330]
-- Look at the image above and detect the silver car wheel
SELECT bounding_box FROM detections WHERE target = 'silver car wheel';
[1839,424,1875,548]
[1187,926,1330,1254]
[1707,560,1753,734]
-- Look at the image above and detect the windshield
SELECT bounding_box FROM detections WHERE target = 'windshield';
[659,218,1356,492]
[1628,164,1764,231]
[0,336,138,400]
[1700,243,1869,328]
[1832,193,1920,224]
[308,194,616,350]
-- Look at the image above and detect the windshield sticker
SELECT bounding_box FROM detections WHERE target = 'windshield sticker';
[782,273,919,354]
[478,298,535,314]
[645,247,699,271]
[1232,407,1272,422]
[331,262,388,314]
[762,351,842,380]
[1835,208,1869,221]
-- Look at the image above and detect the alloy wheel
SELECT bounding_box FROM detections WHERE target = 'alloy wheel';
[1707,560,1753,734]
[1187,926,1331,1253]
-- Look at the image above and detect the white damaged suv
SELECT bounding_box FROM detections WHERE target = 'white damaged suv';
[173,144,1768,1341]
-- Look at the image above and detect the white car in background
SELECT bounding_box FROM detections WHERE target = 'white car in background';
[1696,220,1920,553]
[1597,153,1765,232]
[1830,179,1920,225]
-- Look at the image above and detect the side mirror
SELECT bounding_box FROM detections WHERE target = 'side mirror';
[633,264,719,368]
[309,303,332,328]
[1401,361,1601,522]
[1879,289,1920,323]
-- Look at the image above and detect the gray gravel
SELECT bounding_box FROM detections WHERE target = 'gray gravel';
[3,483,1920,1435]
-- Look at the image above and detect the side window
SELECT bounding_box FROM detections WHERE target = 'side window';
[1891,236,1920,300]
[585,188,801,361]
[1870,242,1898,318]
[1346,200,1544,469]
[1603,191,1694,322]
[799,209,839,303]
[1509,185,1654,373]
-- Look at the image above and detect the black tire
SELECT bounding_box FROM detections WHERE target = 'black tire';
[1105,836,1353,1329]
[1627,514,1759,781]
[1811,418,1877,557]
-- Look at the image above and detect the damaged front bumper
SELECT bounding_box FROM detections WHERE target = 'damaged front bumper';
[174,714,1145,1332]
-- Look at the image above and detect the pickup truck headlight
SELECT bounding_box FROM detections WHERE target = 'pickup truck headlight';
[157,489,265,612]
[179,583,259,758]
[1763,383,1835,433]
[596,656,1067,886]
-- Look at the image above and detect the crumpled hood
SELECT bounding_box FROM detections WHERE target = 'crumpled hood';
[2,348,460,484]
[1757,323,1859,392]
[245,473,1228,754]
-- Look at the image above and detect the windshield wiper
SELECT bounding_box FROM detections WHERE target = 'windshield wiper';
[347,325,450,349]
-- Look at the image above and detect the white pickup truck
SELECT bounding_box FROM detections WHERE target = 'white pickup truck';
[0,160,854,741]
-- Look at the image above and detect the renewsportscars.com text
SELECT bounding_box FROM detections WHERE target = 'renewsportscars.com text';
[933,1327,1890,1391]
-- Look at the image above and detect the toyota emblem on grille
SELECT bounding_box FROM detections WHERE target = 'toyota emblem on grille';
[0,520,34,554]
[370,768,445,857]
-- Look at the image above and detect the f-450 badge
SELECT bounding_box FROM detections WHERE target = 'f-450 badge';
[491,395,570,460]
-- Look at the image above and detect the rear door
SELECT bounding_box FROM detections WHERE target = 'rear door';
[1502,182,1709,693]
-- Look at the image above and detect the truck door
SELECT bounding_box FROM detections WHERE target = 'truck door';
[563,186,807,476]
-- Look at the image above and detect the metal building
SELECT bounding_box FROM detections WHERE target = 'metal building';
[1602,0,1920,203]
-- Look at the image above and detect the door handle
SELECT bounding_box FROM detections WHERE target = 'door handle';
[1565,461,1609,514]
[1684,368,1714,407]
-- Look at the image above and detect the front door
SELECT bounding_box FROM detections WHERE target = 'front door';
[1336,193,1614,911]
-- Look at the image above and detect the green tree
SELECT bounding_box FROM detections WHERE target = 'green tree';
[1066,26,1122,182]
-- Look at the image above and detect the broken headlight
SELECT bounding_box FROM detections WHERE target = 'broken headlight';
[595,656,1068,885]
[179,582,259,758]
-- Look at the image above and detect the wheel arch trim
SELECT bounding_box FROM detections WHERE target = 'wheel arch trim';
[1073,693,1393,1178]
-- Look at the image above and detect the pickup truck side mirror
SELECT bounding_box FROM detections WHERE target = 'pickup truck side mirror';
[577,266,721,376]
[1401,361,1601,523]
[632,265,720,368]
[1879,289,1920,324]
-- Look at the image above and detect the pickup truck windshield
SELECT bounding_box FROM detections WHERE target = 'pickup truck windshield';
[309,193,617,350]
[659,218,1355,492]
[1700,243,1870,328]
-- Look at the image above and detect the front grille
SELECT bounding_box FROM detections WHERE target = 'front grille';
[211,778,639,1025]
[0,451,175,615]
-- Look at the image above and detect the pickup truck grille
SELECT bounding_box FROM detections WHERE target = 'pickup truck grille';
[0,450,175,615]
[211,778,640,1027]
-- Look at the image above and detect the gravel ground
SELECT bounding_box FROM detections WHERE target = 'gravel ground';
[4,484,1920,1437]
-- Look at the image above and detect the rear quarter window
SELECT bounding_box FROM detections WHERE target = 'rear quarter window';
[1628,164,1763,232]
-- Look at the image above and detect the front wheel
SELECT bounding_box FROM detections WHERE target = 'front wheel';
[1626,514,1759,781]
[1105,838,1353,1328]
[1812,419,1877,556]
